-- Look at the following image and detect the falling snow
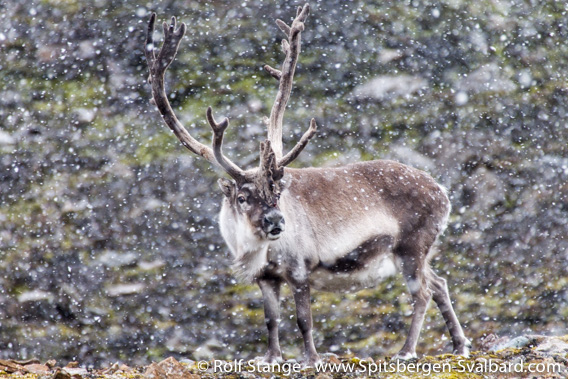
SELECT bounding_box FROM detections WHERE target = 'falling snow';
[0,0,567,371]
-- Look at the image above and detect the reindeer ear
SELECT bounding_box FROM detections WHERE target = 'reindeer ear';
[218,178,235,198]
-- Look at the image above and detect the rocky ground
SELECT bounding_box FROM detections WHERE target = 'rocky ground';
[1,0,567,371]
[1,335,567,378]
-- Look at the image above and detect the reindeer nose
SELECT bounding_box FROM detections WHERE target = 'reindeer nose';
[263,209,285,238]
[263,211,284,228]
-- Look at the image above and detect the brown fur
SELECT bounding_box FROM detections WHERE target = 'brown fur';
[285,160,450,254]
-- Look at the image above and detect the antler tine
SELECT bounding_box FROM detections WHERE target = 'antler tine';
[265,3,311,160]
[146,14,248,178]
[145,13,157,67]
[275,19,291,36]
[263,65,282,81]
[278,118,317,167]
[156,17,186,72]
[206,107,248,182]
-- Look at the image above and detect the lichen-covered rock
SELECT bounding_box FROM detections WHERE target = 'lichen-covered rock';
[144,357,198,379]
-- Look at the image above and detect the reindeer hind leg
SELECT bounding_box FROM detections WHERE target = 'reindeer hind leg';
[426,267,471,356]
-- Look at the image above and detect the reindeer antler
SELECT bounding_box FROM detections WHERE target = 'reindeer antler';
[256,140,284,206]
[279,118,317,167]
[264,4,317,167]
[206,107,249,182]
[147,7,316,185]
[145,13,248,182]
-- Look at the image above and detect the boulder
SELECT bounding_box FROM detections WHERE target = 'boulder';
[455,62,516,94]
[144,357,199,379]
[352,75,428,101]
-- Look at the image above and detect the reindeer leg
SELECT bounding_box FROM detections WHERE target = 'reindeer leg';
[394,257,432,360]
[258,277,283,363]
[291,282,320,366]
[427,268,471,356]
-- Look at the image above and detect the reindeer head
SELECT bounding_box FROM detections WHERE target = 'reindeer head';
[145,5,315,241]
[218,141,287,241]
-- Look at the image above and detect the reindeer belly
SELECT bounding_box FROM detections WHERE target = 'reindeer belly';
[309,252,397,292]
[309,231,398,293]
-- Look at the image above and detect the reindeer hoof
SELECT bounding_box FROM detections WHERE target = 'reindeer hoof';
[453,338,472,357]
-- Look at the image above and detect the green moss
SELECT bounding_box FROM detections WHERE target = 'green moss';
[39,0,80,12]
[311,150,345,167]
[225,283,258,296]
[227,304,264,322]
[132,132,179,165]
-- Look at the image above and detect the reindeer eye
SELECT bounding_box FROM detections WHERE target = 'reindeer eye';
[237,195,246,204]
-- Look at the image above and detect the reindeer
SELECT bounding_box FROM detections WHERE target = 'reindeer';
[145,4,470,365]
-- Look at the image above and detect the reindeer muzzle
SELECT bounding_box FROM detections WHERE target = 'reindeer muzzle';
[263,209,285,240]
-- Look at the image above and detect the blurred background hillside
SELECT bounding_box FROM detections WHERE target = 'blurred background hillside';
[0,0,567,367]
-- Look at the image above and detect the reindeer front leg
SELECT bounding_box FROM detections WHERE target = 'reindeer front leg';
[258,277,283,363]
[291,282,320,366]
